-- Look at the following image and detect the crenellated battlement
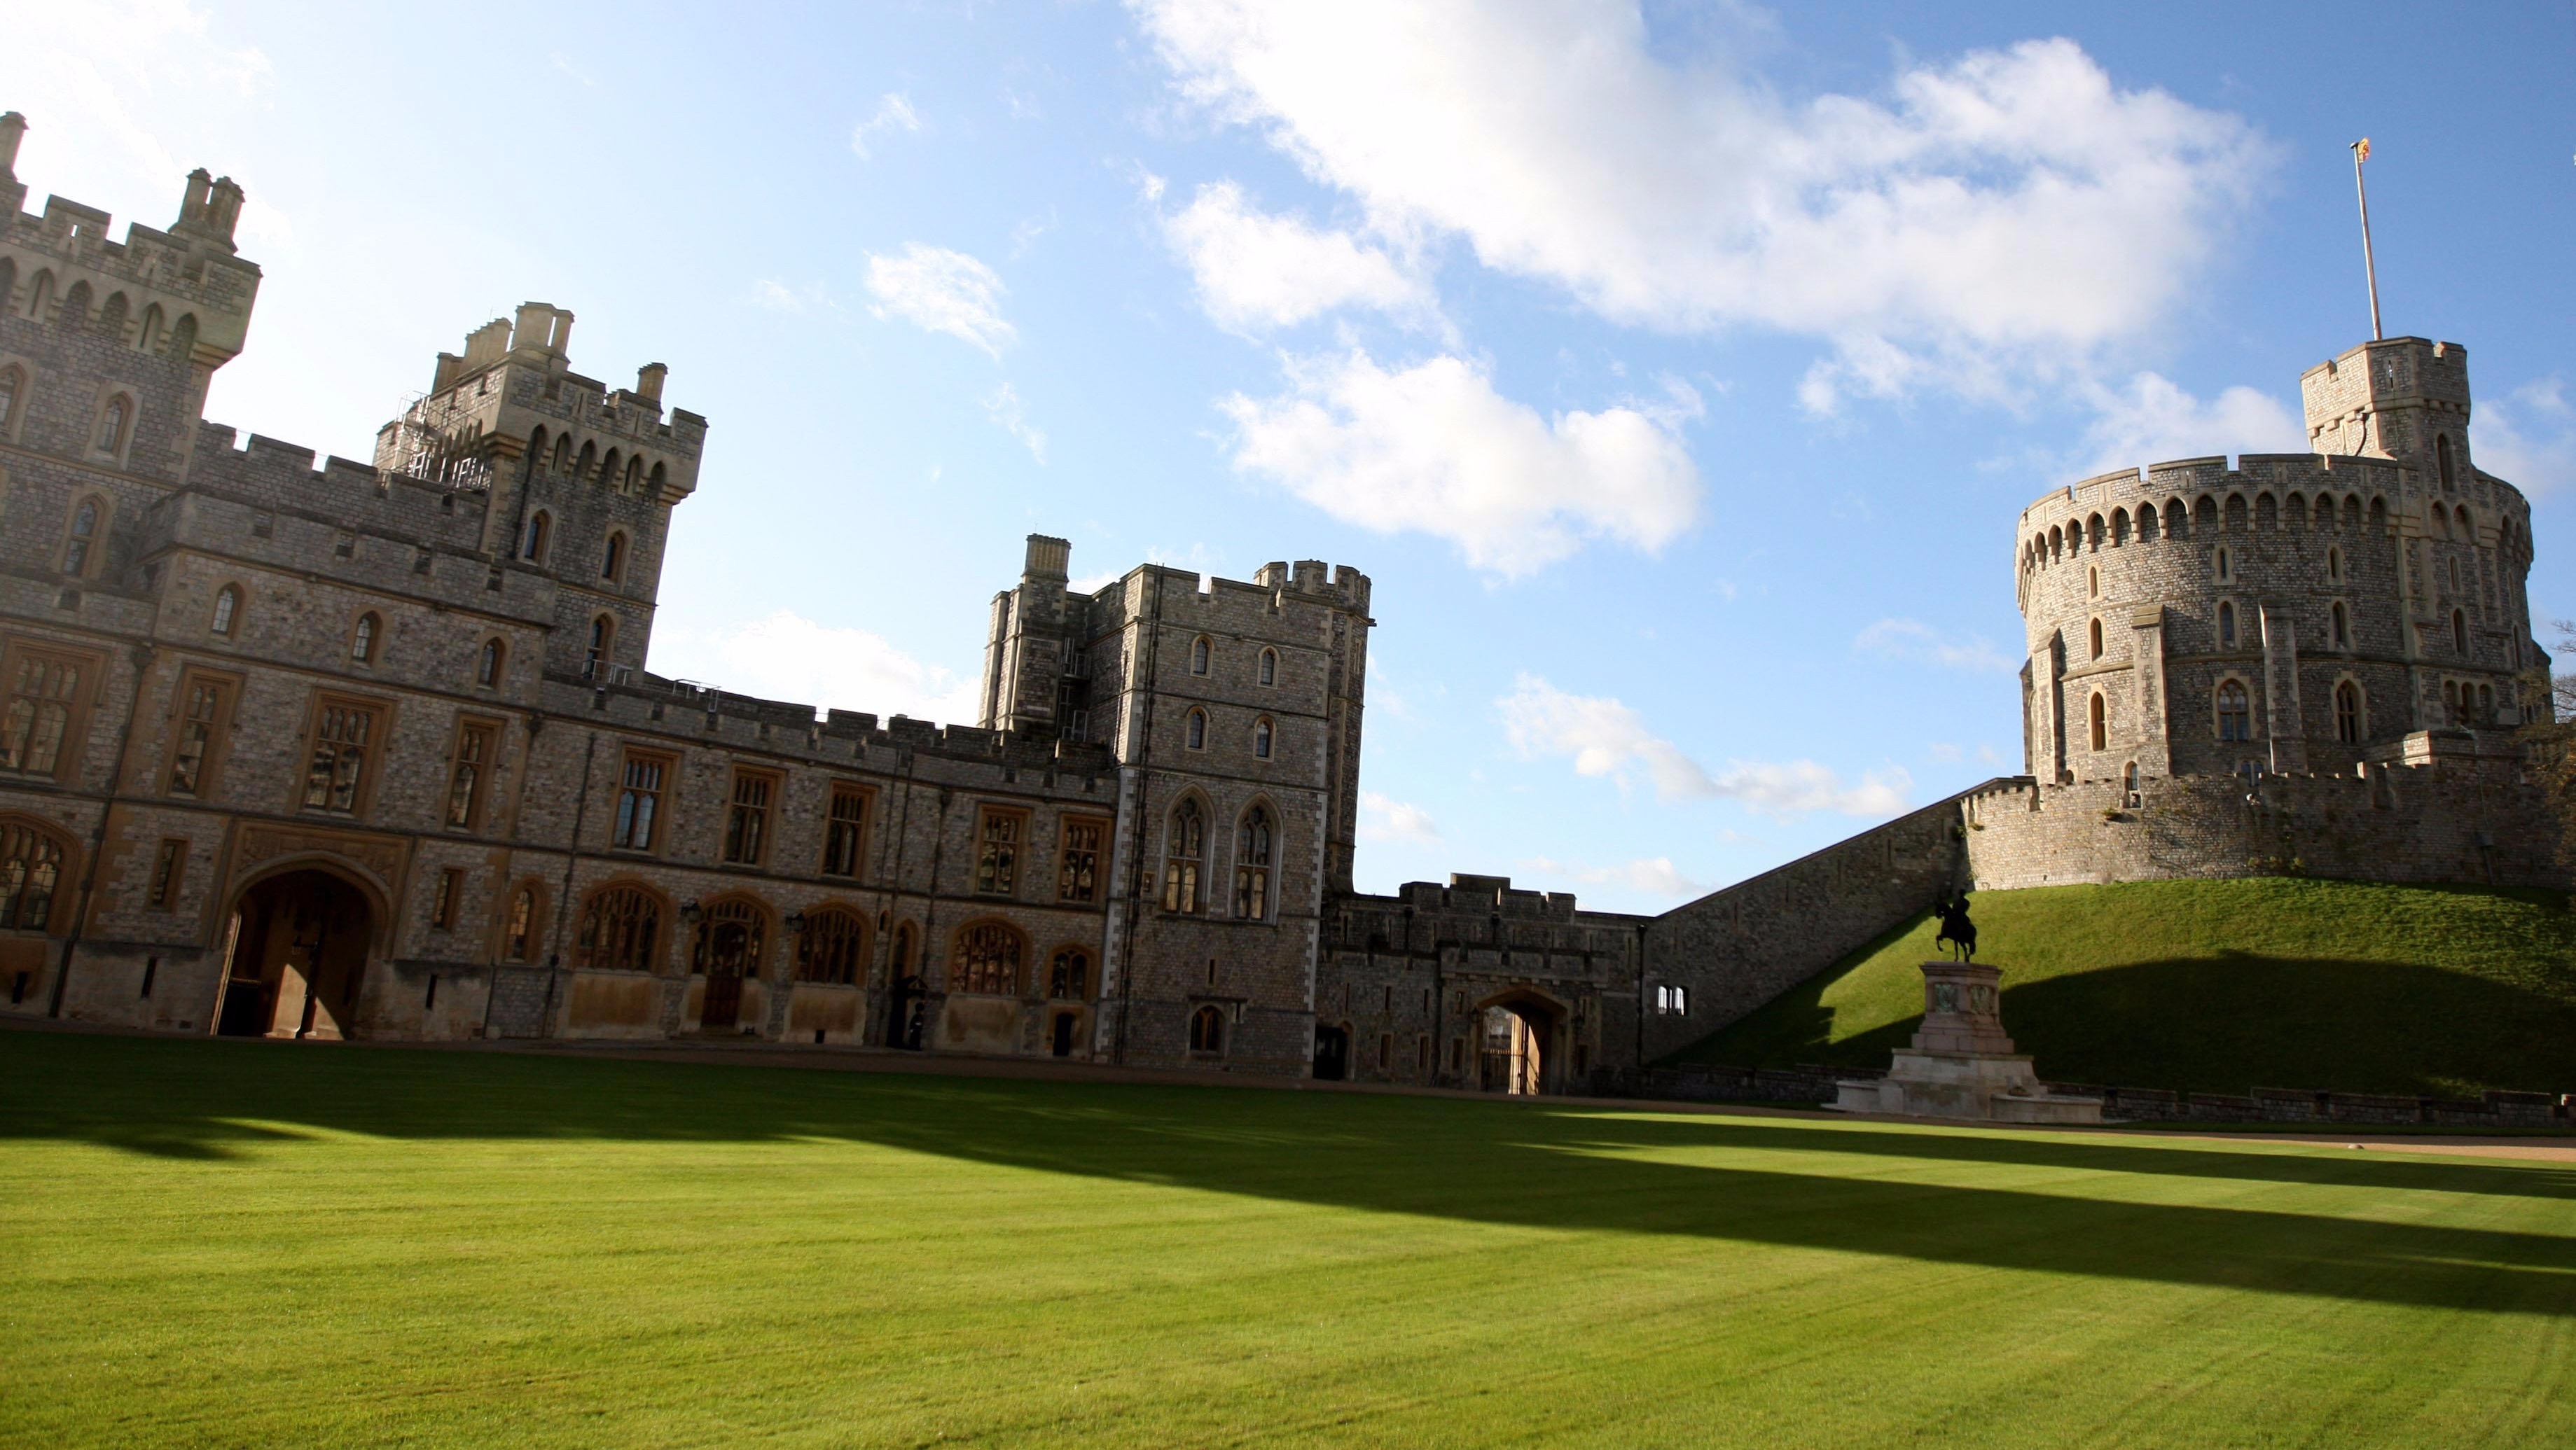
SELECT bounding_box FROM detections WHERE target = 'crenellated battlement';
[0,111,260,372]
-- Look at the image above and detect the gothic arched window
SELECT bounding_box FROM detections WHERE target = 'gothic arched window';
[948,921,1025,995]
[1233,805,1273,920]
[1259,648,1277,686]
[1185,709,1206,751]
[0,821,68,932]
[576,886,661,972]
[1163,799,1205,914]
[1190,636,1211,676]
[1253,716,1273,759]
[1189,1005,1226,1054]
[2089,693,2107,753]
[2335,681,2363,744]
[476,638,505,688]
[210,585,240,637]
[2216,681,2252,742]
[2437,433,2456,491]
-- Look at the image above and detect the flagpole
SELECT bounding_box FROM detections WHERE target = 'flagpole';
[2352,139,2382,341]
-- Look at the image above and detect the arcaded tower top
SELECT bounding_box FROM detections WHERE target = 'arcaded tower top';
[2012,337,2537,790]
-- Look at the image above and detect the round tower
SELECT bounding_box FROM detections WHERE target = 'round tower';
[2013,337,2541,791]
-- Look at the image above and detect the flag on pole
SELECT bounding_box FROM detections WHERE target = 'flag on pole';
[2355,137,2371,162]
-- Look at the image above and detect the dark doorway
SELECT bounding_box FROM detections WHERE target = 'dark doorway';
[219,871,373,1039]
[692,902,763,1032]
[1313,1024,1350,1082]
[1051,1011,1078,1058]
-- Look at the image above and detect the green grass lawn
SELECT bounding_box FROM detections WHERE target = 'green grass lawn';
[8,1032,2576,1447]
[1672,878,2576,1098]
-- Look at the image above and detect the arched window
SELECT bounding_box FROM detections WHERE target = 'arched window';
[349,613,380,664]
[94,395,130,455]
[2089,618,2104,660]
[2331,601,2349,648]
[138,302,164,354]
[2089,692,2107,753]
[1189,1005,1226,1054]
[0,365,21,436]
[1163,798,1205,913]
[1259,648,1277,686]
[167,313,195,362]
[576,886,661,971]
[598,449,621,491]
[1048,947,1091,1000]
[2217,601,2236,648]
[574,440,596,482]
[2088,566,2099,599]
[2285,494,2306,530]
[0,821,69,932]
[2111,508,2129,545]
[521,510,550,562]
[2444,680,2461,723]
[1184,709,1206,751]
[796,908,868,985]
[587,615,614,674]
[2122,761,2140,800]
[2479,684,2495,722]
[60,280,90,326]
[1233,805,1273,920]
[1253,716,1273,759]
[2437,433,2456,491]
[98,292,128,339]
[1190,636,1211,676]
[624,456,644,494]
[2215,548,2231,583]
[2216,681,2252,742]
[2334,681,2362,744]
[2138,506,2159,542]
[2453,610,2469,655]
[210,585,240,637]
[2224,494,2247,532]
[2430,503,2450,539]
[504,885,542,963]
[2327,546,2341,583]
[648,462,667,495]
[476,638,505,688]
[60,496,102,576]
[25,270,53,320]
[949,921,1025,995]
[551,435,572,473]
[2456,506,2473,537]
[2194,496,2217,534]
[601,531,625,582]
[2166,500,2187,538]
[0,259,13,315]
[2047,525,2063,562]
[2087,513,2104,549]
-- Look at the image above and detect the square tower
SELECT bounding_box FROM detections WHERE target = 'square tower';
[2300,337,2476,484]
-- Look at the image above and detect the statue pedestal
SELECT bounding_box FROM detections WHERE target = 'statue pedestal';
[1835,962,2104,1124]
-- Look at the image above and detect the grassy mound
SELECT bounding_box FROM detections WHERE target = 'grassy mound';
[1667,877,2576,1098]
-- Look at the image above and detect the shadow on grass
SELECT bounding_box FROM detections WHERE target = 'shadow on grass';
[7,1030,2576,1316]
[1680,951,2576,1099]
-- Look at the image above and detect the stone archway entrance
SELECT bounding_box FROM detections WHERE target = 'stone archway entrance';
[218,870,374,1039]
[1478,997,1559,1096]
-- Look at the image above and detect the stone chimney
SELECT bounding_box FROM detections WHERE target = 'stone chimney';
[636,362,667,403]
[0,113,25,179]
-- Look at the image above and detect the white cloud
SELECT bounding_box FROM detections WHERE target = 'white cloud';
[865,244,1017,357]
[1219,350,1701,576]
[1523,856,1707,903]
[2474,379,2575,499]
[648,610,983,727]
[1359,790,1440,844]
[1161,181,1433,330]
[1855,618,2017,674]
[1498,674,1909,817]
[850,92,923,160]
[1133,3,2269,402]
[2079,371,2306,473]
[751,279,834,314]
[983,382,1048,463]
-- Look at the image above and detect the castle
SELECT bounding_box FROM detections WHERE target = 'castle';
[0,116,2557,1092]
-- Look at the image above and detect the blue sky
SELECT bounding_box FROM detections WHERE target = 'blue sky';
[12,3,2575,911]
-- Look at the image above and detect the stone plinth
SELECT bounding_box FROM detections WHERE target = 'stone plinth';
[1836,961,2103,1124]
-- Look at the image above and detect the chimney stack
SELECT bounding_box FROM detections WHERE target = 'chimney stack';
[636,362,667,403]
[0,113,25,179]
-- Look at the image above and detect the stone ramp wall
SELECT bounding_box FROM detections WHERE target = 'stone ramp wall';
[1637,786,2004,1061]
